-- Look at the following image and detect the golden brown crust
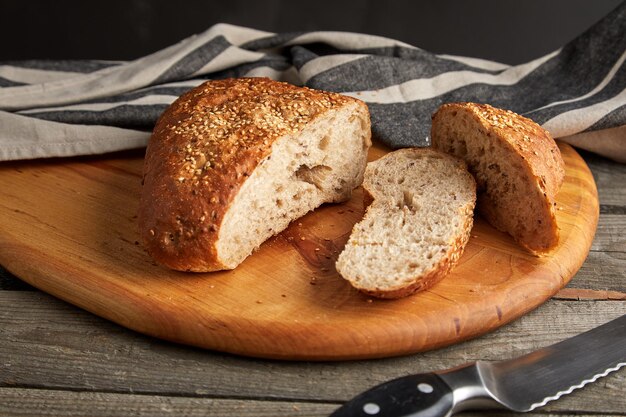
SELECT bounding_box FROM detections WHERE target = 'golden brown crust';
[139,77,366,271]
[450,102,564,195]
[431,102,565,254]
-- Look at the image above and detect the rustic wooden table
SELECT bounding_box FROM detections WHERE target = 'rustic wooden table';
[1,149,624,417]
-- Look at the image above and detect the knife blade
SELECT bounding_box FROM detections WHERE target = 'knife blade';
[329,314,626,417]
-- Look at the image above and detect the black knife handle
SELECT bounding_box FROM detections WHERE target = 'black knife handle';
[329,373,454,417]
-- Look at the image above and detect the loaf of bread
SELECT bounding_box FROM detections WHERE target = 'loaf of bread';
[431,102,565,254]
[139,77,371,272]
[336,148,476,299]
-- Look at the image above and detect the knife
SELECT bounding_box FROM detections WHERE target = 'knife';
[330,314,625,417]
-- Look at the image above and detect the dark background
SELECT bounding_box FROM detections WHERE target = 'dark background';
[1,0,623,65]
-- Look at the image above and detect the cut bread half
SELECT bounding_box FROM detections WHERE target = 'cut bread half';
[431,102,565,254]
[336,148,476,299]
[139,78,371,272]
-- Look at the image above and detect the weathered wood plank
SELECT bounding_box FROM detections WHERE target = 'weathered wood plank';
[591,214,626,253]
[583,151,626,207]
[0,388,619,417]
[0,388,336,417]
[554,287,626,300]
[1,291,624,413]
[600,204,626,215]
[569,251,626,292]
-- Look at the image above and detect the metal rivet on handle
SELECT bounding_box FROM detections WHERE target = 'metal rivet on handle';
[418,383,434,393]
[363,402,380,415]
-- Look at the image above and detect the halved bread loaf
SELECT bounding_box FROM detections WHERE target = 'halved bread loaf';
[139,77,371,272]
[431,103,565,254]
[336,148,476,299]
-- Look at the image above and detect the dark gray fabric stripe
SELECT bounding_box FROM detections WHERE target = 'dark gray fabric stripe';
[339,1,625,150]
[515,0,626,114]
[308,42,615,116]
[524,63,625,124]
[25,104,167,128]
[198,56,292,80]
[0,59,121,74]
[343,45,503,72]
[300,51,499,92]
[243,31,505,76]
[585,104,626,132]
[290,42,504,90]
[290,45,318,69]
[152,36,232,84]
[64,86,194,105]
[370,80,624,151]
[313,1,623,108]
[367,103,431,148]
[0,76,26,87]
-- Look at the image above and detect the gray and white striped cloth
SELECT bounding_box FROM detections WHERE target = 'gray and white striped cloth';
[0,3,624,162]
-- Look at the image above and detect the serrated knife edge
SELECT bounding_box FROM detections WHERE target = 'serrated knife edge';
[528,360,626,411]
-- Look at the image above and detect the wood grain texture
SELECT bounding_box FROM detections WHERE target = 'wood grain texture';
[572,251,626,291]
[584,150,626,207]
[0,142,599,360]
[0,388,338,417]
[590,214,626,252]
[554,287,626,300]
[0,388,623,417]
[1,291,624,413]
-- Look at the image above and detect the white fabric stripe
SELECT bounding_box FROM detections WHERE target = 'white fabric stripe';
[16,66,298,117]
[342,49,561,103]
[243,66,301,84]
[299,54,368,83]
[542,87,626,137]
[0,65,83,84]
[0,30,246,111]
[436,54,510,71]
[19,94,178,114]
[0,110,149,161]
[190,45,265,77]
[559,125,626,163]
[531,49,626,113]
[285,31,416,51]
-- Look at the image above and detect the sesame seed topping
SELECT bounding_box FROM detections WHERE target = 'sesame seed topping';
[165,78,350,188]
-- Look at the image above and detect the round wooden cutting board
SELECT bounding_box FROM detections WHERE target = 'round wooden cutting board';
[0,142,598,360]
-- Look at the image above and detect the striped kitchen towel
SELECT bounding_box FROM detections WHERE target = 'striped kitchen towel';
[0,2,624,162]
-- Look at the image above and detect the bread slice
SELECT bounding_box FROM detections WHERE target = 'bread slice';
[139,77,371,272]
[336,148,476,299]
[431,103,565,254]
